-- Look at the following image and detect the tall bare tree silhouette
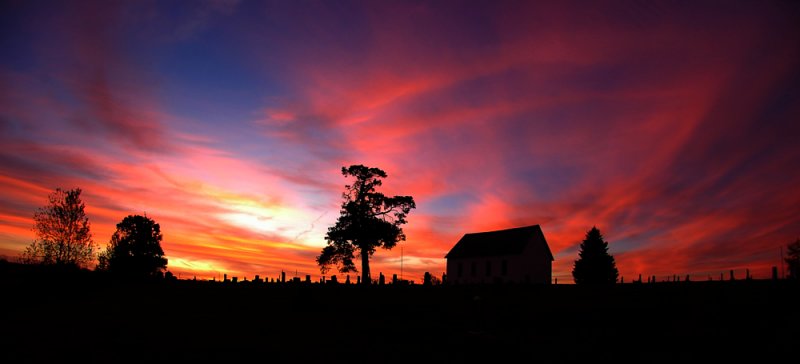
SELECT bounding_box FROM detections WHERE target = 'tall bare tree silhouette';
[21,188,95,268]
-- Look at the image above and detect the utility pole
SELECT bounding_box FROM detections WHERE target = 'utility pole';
[400,246,404,281]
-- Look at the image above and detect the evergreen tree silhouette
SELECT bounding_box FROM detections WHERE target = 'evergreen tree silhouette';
[786,238,800,280]
[572,226,619,284]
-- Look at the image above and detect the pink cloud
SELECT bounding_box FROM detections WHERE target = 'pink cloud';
[239,2,800,283]
[3,1,798,283]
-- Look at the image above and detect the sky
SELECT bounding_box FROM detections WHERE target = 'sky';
[1,0,799,283]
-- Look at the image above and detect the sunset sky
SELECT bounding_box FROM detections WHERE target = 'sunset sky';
[1,0,799,282]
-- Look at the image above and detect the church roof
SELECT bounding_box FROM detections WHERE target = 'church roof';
[445,225,553,260]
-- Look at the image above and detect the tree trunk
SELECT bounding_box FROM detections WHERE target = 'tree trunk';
[361,247,371,285]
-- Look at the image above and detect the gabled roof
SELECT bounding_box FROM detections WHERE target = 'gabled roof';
[445,225,553,260]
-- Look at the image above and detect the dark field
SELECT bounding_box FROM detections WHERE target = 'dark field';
[2,267,798,363]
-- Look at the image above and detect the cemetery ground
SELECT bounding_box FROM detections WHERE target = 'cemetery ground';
[2,268,797,363]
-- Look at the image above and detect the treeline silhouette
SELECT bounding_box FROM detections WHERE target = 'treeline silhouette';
[14,165,800,284]
[19,187,171,280]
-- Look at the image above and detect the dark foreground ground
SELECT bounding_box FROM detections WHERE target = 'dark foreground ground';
[2,266,798,363]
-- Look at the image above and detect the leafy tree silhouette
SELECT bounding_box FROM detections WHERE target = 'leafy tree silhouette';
[97,214,167,278]
[786,238,800,280]
[20,188,95,268]
[317,165,415,285]
[572,226,619,284]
